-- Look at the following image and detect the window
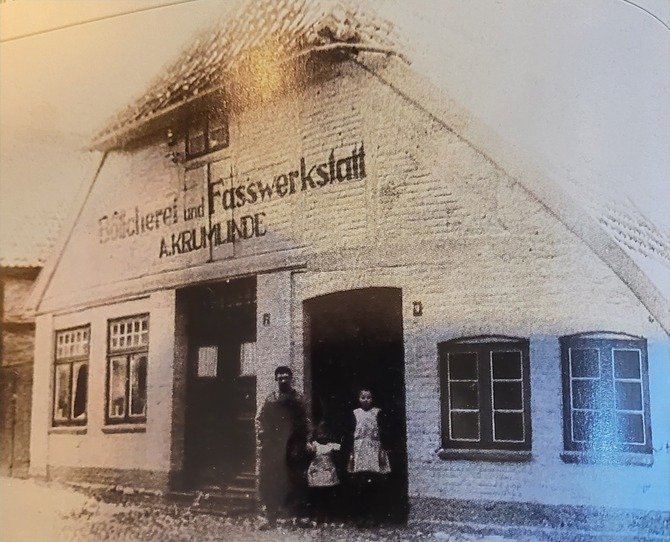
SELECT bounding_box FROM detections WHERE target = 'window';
[106,315,149,424]
[560,333,652,458]
[185,112,229,159]
[53,326,89,426]
[439,337,531,452]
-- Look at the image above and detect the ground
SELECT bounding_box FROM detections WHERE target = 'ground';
[0,477,661,542]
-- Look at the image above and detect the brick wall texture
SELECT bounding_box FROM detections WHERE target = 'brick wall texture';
[34,54,669,516]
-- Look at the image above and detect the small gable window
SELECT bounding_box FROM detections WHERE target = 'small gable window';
[438,336,531,455]
[560,332,652,463]
[186,112,228,159]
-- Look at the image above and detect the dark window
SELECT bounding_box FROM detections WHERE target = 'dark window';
[53,326,90,426]
[106,315,149,424]
[439,337,531,451]
[560,333,652,456]
[186,112,229,159]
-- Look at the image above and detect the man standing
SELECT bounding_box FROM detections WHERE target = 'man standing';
[257,366,311,529]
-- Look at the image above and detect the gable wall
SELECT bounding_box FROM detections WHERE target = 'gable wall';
[34,54,669,513]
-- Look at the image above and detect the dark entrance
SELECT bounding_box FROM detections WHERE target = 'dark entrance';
[305,287,408,522]
[180,277,257,491]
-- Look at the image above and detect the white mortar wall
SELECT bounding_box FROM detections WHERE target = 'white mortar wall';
[32,56,670,512]
[29,313,53,478]
[44,292,175,475]
[256,272,294,409]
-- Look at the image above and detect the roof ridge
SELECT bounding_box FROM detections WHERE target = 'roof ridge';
[91,0,403,149]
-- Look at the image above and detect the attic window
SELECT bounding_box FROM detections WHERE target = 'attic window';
[186,113,229,159]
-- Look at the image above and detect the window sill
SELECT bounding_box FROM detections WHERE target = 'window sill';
[560,451,653,466]
[102,424,146,434]
[49,426,87,435]
[437,448,532,463]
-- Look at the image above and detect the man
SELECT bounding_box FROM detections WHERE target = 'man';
[257,366,311,529]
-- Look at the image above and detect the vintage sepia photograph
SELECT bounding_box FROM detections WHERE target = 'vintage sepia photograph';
[0,1,668,541]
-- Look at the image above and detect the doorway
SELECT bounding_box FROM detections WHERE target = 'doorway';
[305,287,408,522]
[180,277,257,490]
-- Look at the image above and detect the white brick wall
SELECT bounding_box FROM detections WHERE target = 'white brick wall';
[32,292,177,477]
[34,54,670,512]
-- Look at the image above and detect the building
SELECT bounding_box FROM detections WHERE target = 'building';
[0,129,93,477]
[0,265,38,477]
[26,0,669,534]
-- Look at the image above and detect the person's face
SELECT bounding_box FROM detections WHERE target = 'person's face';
[276,372,292,392]
[358,390,373,410]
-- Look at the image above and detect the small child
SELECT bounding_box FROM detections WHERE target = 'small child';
[347,388,390,526]
[306,421,341,523]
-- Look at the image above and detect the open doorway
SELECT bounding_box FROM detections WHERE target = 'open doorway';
[179,277,257,491]
[304,287,408,522]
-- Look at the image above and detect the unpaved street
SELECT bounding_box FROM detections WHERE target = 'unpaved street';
[0,477,658,542]
[0,477,513,542]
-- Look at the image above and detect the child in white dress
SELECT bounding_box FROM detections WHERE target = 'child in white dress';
[347,388,390,526]
[306,422,341,522]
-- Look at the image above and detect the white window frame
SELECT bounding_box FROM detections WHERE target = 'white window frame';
[106,314,149,425]
[53,326,90,426]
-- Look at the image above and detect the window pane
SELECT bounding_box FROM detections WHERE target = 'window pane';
[571,348,599,378]
[491,351,521,379]
[109,316,149,352]
[613,350,641,379]
[109,357,127,418]
[572,410,597,442]
[615,382,643,411]
[493,382,522,410]
[450,412,479,440]
[494,412,524,441]
[72,362,88,420]
[208,123,228,149]
[448,352,477,380]
[56,326,89,360]
[129,355,147,417]
[572,380,599,410]
[449,382,479,409]
[54,364,71,421]
[616,413,645,444]
[188,127,206,155]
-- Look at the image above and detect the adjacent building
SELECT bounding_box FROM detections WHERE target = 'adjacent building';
[0,130,93,476]
[0,265,38,477]
[26,0,669,533]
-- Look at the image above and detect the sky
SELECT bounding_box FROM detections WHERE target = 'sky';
[0,0,669,265]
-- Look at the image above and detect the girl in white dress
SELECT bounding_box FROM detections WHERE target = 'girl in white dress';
[347,388,390,525]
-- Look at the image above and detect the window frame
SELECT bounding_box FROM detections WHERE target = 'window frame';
[438,336,532,452]
[105,314,149,425]
[185,111,229,160]
[52,325,90,427]
[560,332,652,457]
